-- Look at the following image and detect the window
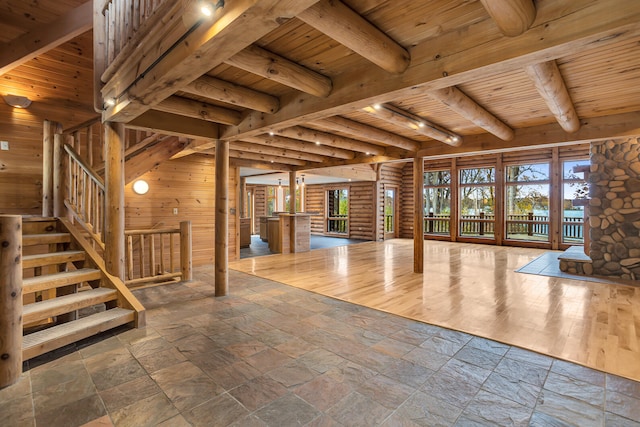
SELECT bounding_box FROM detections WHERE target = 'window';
[266,186,276,215]
[459,167,495,238]
[562,160,589,243]
[423,170,451,235]
[327,188,348,234]
[384,188,396,235]
[505,163,550,242]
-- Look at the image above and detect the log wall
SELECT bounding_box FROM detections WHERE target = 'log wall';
[376,163,405,240]
[400,163,415,238]
[125,155,239,266]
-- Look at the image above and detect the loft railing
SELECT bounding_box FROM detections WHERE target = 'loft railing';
[125,221,192,287]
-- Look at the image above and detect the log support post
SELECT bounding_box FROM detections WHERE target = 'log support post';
[289,171,297,253]
[215,140,229,296]
[414,156,424,273]
[43,120,54,216]
[0,215,22,389]
[53,132,65,217]
[180,221,193,281]
[104,122,126,280]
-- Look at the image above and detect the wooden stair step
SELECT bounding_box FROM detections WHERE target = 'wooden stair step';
[23,308,135,360]
[23,233,71,246]
[23,250,86,269]
[23,288,118,325]
[23,268,102,294]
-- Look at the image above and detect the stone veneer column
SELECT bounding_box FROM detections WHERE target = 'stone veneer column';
[589,138,640,280]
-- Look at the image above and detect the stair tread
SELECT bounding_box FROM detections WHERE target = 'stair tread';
[23,250,85,268]
[23,268,102,294]
[23,288,118,323]
[23,308,134,357]
[23,233,71,245]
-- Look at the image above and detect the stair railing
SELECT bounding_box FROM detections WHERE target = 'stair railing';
[63,143,106,251]
[124,221,192,287]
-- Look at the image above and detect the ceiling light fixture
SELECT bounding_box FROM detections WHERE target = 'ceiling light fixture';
[3,94,31,109]
[363,103,462,147]
[200,0,224,17]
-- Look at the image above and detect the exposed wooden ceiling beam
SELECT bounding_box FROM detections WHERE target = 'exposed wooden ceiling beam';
[154,96,242,126]
[297,0,410,74]
[102,0,322,122]
[231,159,294,172]
[0,1,92,76]
[171,139,216,159]
[429,86,514,141]
[230,141,329,163]
[125,136,187,184]
[244,135,356,160]
[417,111,640,158]
[229,150,310,166]
[221,0,638,142]
[127,110,219,140]
[182,75,280,114]
[524,60,580,133]
[277,126,386,155]
[363,104,462,146]
[301,165,377,182]
[480,0,536,37]
[312,116,420,152]
[224,45,332,97]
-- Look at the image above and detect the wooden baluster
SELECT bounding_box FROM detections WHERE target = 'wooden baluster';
[139,234,145,279]
[126,235,133,280]
[87,125,94,167]
[169,233,175,273]
[159,233,165,275]
[149,234,155,277]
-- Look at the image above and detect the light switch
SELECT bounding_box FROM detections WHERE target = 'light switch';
[173,208,178,215]
[0,141,8,150]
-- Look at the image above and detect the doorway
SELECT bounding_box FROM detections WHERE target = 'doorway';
[384,187,398,239]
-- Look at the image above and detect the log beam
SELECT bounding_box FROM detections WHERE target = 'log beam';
[225,45,332,98]
[231,159,294,172]
[231,141,329,163]
[128,110,219,140]
[298,0,410,74]
[229,150,310,166]
[313,116,420,152]
[429,86,514,141]
[215,140,229,296]
[42,120,54,217]
[182,75,280,114]
[125,136,187,184]
[277,126,386,155]
[480,0,536,37]
[155,96,242,126]
[245,135,356,160]
[363,104,462,146]
[524,60,580,133]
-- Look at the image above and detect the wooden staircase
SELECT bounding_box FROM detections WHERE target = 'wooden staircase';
[21,217,145,360]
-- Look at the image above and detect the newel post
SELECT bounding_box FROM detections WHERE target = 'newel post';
[180,221,192,281]
[0,215,23,389]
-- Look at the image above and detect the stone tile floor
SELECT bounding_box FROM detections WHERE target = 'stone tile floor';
[3,268,640,426]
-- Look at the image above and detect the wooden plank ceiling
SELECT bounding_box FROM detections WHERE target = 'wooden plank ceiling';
[3,0,640,177]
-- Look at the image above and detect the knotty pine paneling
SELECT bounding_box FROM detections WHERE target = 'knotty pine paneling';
[125,156,239,266]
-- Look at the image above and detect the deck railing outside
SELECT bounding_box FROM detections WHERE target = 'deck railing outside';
[125,221,192,286]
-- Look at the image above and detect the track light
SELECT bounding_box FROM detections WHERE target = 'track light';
[200,0,224,17]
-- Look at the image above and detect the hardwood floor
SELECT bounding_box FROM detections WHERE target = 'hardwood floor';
[229,239,640,382]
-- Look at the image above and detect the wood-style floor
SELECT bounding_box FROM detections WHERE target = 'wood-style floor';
[229,239,640,382]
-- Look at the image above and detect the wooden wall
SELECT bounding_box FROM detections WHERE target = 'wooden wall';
[376,163,405,240]
[400,162,415,239]
[248,185,267,233]
[125,155,239,266]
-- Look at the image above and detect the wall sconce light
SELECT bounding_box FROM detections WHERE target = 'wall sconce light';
[132,179,150,195]
[3,94,32,109]
[301,175,305,186]
[278,179,282,189]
